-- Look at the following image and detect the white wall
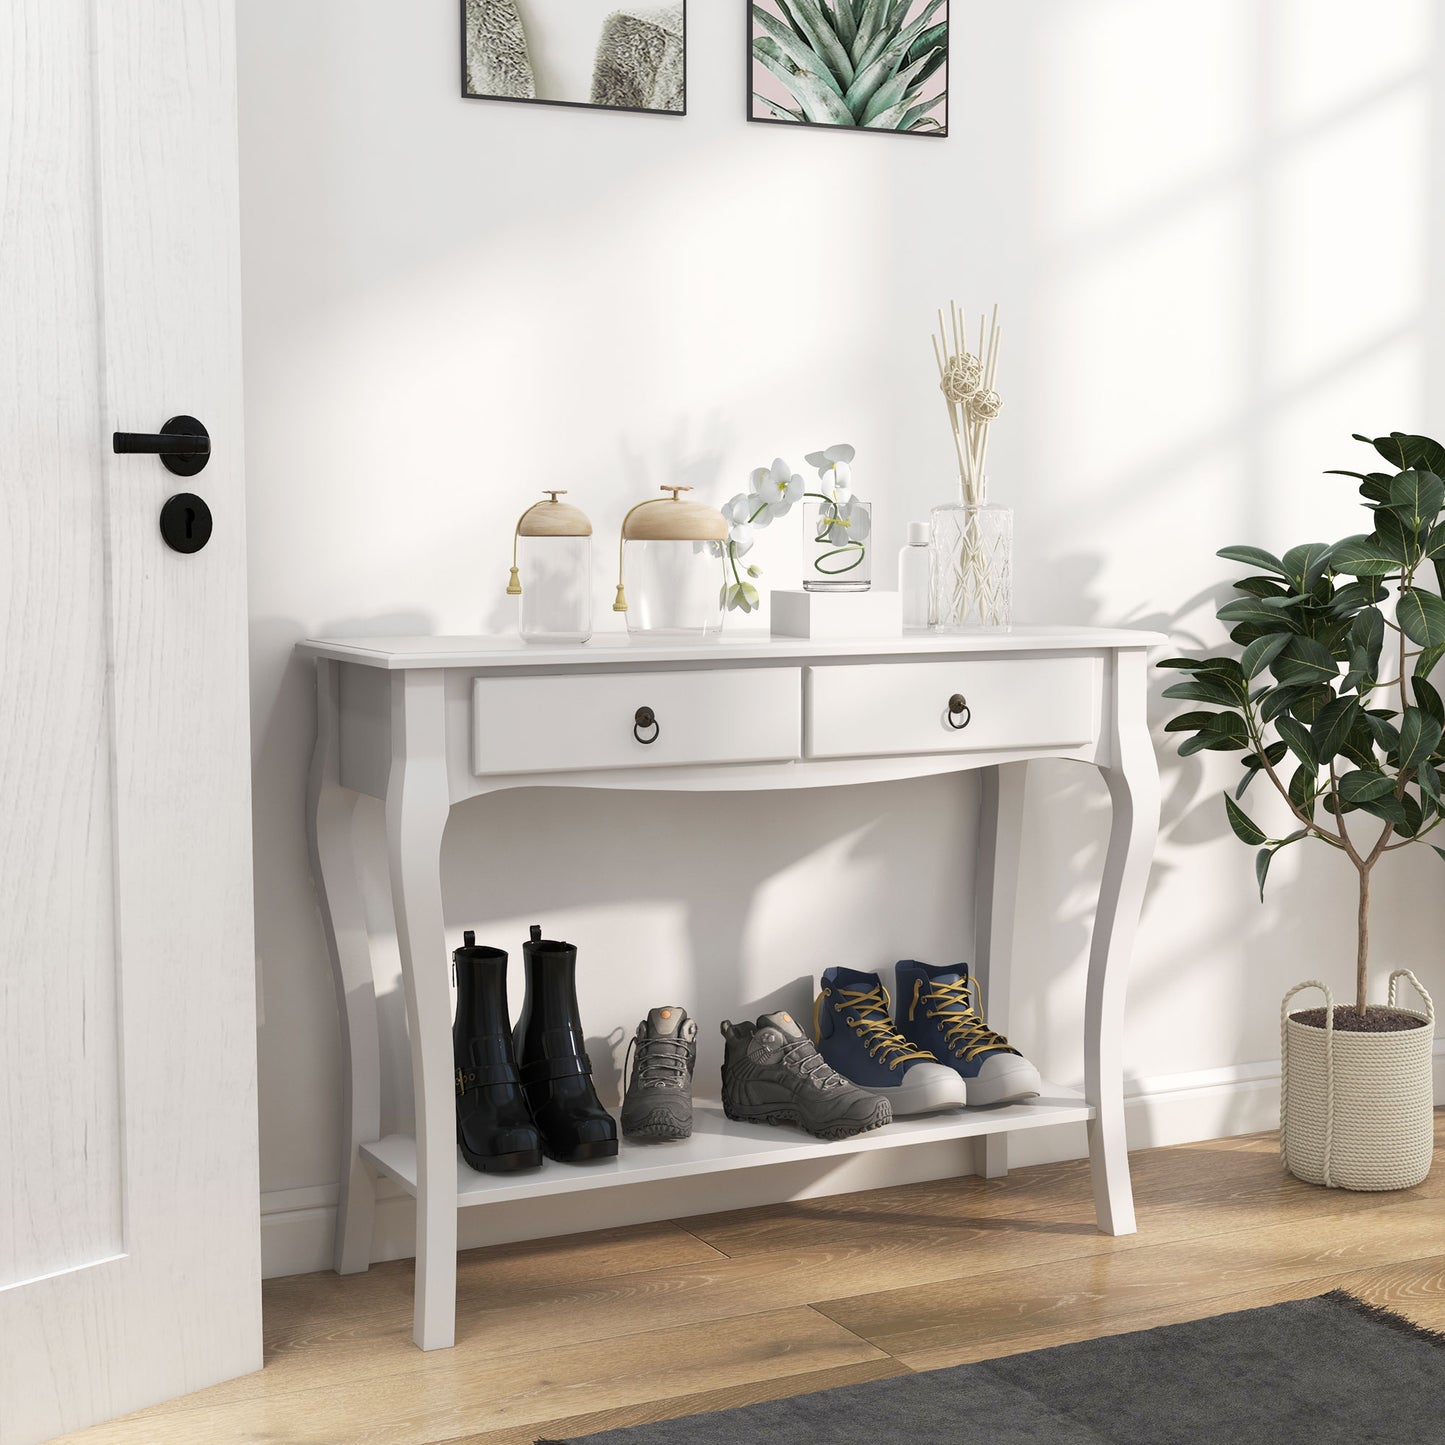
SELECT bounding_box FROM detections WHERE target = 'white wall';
[239,0,1445,1275]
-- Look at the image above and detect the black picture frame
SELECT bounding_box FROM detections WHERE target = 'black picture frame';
[748,1,948,138]
[460,0,688,117]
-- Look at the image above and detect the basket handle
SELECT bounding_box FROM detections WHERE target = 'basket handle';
[1387,968,1436,1025]
[1280,980,1335,1188]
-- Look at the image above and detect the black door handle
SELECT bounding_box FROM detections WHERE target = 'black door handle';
[113,415,210,477]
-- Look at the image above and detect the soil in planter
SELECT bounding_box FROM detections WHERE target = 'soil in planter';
[1290,1006,1428,1033]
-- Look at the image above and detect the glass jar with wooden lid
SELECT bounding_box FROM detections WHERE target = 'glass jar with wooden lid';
[506,490,593,644]
[612,486,728,641]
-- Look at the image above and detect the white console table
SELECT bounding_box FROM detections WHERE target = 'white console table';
[300,627,1162,1351]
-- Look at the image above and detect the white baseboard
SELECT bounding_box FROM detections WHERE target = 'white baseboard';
[259,1043,1445,1280]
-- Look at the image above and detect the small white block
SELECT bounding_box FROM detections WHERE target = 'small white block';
[769,589,903,639]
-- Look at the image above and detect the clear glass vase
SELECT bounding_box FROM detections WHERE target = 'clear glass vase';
[930,502,1013,630]
[803,498,872,591]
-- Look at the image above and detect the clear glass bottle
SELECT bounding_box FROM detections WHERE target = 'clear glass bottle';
[803,497,872,591]
[614,486,729,641]
[506,491,593,644]
[930,500,1013,631]
[898,521,932,630]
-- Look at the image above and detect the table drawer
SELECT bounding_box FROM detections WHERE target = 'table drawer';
[805,656,1098,758]
[473,668,802,776]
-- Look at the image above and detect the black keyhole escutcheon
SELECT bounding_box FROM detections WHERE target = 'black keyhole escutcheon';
[160,492,213,554]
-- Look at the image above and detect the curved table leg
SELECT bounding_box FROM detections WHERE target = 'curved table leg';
[307,659,380,1276]
[1085,648,1159,1236]
[975,761,1028,1179]
[386,669,457,1350]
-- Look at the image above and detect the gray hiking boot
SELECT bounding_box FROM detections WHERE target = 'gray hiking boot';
[620,1006,697,1141]
[720,1011,891,1142]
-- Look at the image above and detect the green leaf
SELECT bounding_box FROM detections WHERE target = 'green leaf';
[1282,542,1335,591]
[752,8,847,96]
[845,0,945,116]
[1161,678,1244,707]
[1240,633,1291,680]
[1156,656,1242,676]
[1397,706,1443,771]
[1336,769,1395,804]
[1270,636,1339,687]
[1423,521,1445,560]
[1356,432,1445,477]
[1412,676,1444,723]
[1328,578,1389,615]
[1164,710,1225,733]
[1331,533,1405,577]
[1362,710,1400,755]
[1289,763,1318,816]
[1291,685,1337,725]
[1397,588,1445,648]
[1232,576,1291,599]
[752,90,804,121]
[1310,697,1359,762]
[1217,544,1286,576]
[1357,793,1408,825]
[1216,597,1299,632]
[751,38,856,124]
[1224,794,1267,846]
[1375,506,1422,568]
[1415,642,1445,679]
[1276,715,1317,766]
[861,48,943,126]
[775,0,855,83]
[1327,469,1396,504]
[1165,711,1248,754]
[1388,469,1445,531]
[1255,847,1273,901]
[1419,759,1442,806]
[1349,606,1385,676]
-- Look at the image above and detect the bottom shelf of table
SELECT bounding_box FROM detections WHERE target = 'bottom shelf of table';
[360,1084,1092,1208]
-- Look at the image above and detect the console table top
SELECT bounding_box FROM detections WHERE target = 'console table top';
[297,625,1167,670]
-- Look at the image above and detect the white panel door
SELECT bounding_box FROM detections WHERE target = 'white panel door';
[0,0,260,1440]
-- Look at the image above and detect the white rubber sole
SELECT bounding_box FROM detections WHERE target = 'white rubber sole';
[966,1055,1042,1107]
[886,1063,969,1116]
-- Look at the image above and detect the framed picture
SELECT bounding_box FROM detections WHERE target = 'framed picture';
[750,0,947,136]
[462,0,686,115]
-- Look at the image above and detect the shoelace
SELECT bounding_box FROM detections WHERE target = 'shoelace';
[825,983,934,1071]
[781,1037,845,1089]
[625,1031,692,1088]
[910,977,1013,1062]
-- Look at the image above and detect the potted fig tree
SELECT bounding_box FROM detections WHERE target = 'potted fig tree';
[1161,430,1439,1190]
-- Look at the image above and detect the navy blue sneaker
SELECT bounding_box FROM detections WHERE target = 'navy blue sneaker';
[814,966,966,1115]
[894,960,1041,1106]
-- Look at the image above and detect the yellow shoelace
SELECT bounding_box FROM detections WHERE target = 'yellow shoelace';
[909,977,1013,1062]
[816,982,935,1071]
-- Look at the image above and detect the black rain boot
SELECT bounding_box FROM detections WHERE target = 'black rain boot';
[453,933,543,1174]
[514,925,619,1163]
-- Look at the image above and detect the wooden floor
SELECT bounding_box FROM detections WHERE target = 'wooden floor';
[62,1116,1445,1445]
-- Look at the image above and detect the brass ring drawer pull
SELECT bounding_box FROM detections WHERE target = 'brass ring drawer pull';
[947,694,972,730]
[633,706,660,745]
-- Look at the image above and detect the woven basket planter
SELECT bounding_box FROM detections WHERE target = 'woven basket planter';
[1281,969,1436,1191]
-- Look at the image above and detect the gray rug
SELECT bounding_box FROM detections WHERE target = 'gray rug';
[544,1293,1445,1444]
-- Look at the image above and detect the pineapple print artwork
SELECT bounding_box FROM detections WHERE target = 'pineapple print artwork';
[750,0,947,134]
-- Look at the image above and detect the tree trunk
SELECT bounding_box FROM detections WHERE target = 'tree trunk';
[1356,865,1371,1016]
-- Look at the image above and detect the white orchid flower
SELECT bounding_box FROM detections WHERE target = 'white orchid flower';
[724,492,760,528]
[814,498,871,547]
[805,443,856,502]
[722,581,761,613]
[750,458,804,519]
[728,521,757,557]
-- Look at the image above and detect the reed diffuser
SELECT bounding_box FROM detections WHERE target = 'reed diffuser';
[929,301,1012,629]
